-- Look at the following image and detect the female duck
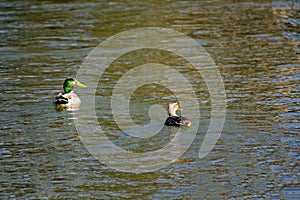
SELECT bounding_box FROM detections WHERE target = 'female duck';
[164,102,191,127]
[53,78,86,108]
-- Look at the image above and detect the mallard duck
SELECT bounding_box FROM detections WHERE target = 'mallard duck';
[164,102,191,127]
[53,78,86,108]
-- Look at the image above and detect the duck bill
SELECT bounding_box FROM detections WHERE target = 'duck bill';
[177,106,182,110]
[76,82,86,88]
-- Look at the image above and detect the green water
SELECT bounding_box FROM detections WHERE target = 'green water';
[1,0,299,199]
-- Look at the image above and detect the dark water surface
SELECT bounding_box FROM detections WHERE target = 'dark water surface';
[1,0,299,199]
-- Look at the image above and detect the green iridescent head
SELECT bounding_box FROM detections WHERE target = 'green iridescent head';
[63,78,86,93]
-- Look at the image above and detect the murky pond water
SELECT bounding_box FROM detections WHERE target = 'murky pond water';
[1,0,299,199]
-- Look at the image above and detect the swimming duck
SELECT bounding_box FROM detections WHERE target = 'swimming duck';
[53,78,86,108]
[164,102,191,127]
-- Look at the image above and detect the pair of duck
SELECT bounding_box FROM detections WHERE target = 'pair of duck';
[54,78,191,127]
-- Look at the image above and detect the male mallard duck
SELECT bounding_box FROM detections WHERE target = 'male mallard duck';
[164,102,191,127]
[53,78,86,108]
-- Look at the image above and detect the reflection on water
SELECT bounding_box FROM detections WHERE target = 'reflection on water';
[1,0,299,199]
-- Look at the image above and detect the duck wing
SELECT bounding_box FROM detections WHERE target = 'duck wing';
[53,93,69,105]
[164,116,182,126]
[178,116,191,126]
[165,116,191,126]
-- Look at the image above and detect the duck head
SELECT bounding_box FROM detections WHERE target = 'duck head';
[168,102,182,117]
[63,78,86,93]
